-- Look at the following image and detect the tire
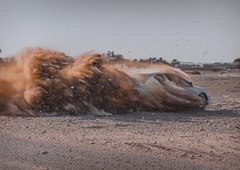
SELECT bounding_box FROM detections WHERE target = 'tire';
[198,93,207,110]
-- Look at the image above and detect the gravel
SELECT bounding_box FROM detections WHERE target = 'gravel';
[0,70,239,170]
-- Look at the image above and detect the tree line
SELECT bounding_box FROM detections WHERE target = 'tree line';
[105,51,240,68]
[1,49,239,68]
[105,51,180,66]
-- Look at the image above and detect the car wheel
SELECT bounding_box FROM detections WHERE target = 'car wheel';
[198,93,207,110]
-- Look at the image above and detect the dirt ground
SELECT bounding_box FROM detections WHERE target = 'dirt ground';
[0,70,239,170]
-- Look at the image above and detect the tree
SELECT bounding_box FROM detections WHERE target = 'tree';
[171,59,180,67]
[233,58,240,69]
[139,59,145,63]
[148,57,152,63]
[156,57,163,63]
[105,51,125,63]
[234,58,240,63]
[152,57,157,63]
[132,59,138,62]
[106,51,114,57]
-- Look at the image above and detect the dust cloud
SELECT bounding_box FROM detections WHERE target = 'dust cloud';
[0,48,203,116]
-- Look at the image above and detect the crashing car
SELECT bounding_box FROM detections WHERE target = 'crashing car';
[131,72,210,110]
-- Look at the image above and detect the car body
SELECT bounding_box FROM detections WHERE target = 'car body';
[186,85,210,105]
[131,72,210,110]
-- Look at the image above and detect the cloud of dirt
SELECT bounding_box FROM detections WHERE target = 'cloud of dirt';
[111,60,203,111]
[0,48,203,116]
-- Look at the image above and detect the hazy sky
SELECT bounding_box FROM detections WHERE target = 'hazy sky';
[1,0,240,62]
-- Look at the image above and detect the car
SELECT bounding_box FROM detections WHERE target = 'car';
[185,84,210,110]
[130,72,210,110]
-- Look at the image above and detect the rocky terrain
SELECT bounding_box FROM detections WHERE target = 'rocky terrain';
[0,70,239,170]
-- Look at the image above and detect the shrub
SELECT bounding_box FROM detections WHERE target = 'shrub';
[190,70,201,75]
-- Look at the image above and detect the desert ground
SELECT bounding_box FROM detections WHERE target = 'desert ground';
[0,70,239,170]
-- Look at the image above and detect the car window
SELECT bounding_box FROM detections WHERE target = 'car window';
[181,79,193,87]
[154,74,166,83]
[131,74,150,84]
[154,73,193,87]
[131,77,141,86]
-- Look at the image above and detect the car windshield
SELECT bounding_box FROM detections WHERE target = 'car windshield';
[154,73,193,87]
[130,77,141,86]
[131,74,151,84]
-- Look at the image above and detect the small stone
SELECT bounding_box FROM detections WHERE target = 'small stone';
[181,152,187,157]
[42,151,48,155]
[145,148,150,152]
[207,122,212,126]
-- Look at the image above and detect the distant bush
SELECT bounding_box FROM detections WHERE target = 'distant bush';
[190,70,201,75]
[233,58,240,69]
[211,68,221,72]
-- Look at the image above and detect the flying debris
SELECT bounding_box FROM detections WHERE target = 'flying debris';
[0,48,206,116]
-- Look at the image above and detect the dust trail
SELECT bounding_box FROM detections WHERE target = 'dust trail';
[111,60,191,82]
[111,59,203,111]
[0,48,137,116]
[0,48,203,116]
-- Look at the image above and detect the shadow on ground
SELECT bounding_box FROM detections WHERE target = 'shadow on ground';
[78,109,240,123]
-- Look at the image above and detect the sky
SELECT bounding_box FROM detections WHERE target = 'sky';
[0,0,240,63]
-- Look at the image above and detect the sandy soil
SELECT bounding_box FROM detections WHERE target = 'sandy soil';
[0,70,239,170]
